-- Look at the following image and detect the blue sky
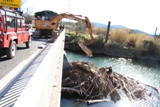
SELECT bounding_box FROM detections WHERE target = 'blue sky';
[23,0,160,35]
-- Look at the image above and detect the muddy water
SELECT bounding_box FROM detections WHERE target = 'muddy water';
[61,51,160,107]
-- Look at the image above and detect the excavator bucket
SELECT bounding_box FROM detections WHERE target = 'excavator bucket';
[78,41,93,57]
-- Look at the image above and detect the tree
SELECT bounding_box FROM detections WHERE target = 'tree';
[24,13,34,24]
[74,21,86,35]
[21,0,27,6]
[20,0,35,24]
[34,10,58,18]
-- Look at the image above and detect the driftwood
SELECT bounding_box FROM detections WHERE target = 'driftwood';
[62,87,80,94]
[87,99,110,105]
[62,60,160,104]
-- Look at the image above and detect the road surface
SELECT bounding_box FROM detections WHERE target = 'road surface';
[0,38,48,80]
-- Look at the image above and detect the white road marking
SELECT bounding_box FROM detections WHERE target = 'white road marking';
[0,49,41,91]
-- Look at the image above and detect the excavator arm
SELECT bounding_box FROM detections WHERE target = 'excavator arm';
[33,13,94,57]
[51,13,94,45]
[49,13,94,57]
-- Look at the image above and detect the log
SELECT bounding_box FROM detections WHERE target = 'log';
[62,87,81,95]
[62,77,71,83]
[87,99,110,105]
[107,84,121,96]
[73,81,85,89]
[78,41,93,57]
[115,72,160,94]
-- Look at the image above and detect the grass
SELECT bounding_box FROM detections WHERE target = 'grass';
[65,23,160,57]
[107,28,160,56]
[109,29,128,44]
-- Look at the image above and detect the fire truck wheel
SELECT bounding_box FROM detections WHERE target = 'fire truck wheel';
[26,36,32,48]
[6,41,17,59]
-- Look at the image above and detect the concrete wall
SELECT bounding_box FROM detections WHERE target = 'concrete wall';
[14,30,65,107]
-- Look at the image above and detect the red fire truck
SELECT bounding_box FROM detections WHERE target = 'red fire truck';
[0,7,32,59]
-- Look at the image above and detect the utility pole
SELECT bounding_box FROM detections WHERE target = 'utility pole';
[105,21,111,42]
[68,5,71,13]
[27,8,28,24]
[68,5,71,31]
[154,27,158,39]
[27,8,28,15]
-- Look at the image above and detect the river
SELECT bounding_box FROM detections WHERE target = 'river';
[61,51,160,107]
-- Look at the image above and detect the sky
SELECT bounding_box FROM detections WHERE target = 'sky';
[23,0,160,35]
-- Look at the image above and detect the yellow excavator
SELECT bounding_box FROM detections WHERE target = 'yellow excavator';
[32,13,94,57]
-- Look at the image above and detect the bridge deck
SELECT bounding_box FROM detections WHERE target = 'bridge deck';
[0,30,65,107]
[0,43,52,107]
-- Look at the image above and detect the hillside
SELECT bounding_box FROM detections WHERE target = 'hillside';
[92,22,128,29]
[91,22,152,36]
[62,21,152,36]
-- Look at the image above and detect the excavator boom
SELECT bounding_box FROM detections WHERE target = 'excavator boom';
[51,13,94,45]
[33,13,94,57]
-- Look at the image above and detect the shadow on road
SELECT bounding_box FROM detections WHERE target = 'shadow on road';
[0,47,30,61]
[0,57,9,62]
[32,36,50,42]
[0,49,9,61]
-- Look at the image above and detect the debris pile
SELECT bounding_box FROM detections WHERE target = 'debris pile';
[62,60,159,103]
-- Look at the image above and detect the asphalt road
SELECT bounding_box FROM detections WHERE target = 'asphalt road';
[0,38,48,80]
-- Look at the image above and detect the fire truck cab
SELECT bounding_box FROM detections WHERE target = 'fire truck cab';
[0,7,32,59]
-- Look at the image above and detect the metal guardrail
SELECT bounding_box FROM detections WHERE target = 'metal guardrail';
[14,31,65,107]
[0,30,65,107]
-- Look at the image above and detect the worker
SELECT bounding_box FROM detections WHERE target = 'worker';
[59,24,62,31]
[61,25,64,31]
[106,65,112,75]
[37,16,41,20]
[59,24,64,32]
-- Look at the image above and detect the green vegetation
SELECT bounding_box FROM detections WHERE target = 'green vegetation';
[65,32,82,43]
[34,10,58,18]
[64,22,160,57]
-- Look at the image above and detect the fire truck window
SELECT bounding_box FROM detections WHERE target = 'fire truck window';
[0,18,1,28]
[22,20,25,28]
[42,16,45,21]
[6,17,15,28]
[10,19,15,27]
[17,19,21,28]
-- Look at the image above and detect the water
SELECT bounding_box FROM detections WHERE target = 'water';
[61,51,160,107]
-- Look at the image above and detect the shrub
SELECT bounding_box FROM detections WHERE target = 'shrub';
[109,29,128,44]
[135,39,157,56]
[89,36,106,49]
[154,38,160,56]
[128,33,147,48]
[144,40,157,55]
[65,32,82,43]
[92,27,107,36]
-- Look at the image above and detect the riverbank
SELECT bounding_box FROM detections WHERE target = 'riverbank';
[64,42,160,62]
